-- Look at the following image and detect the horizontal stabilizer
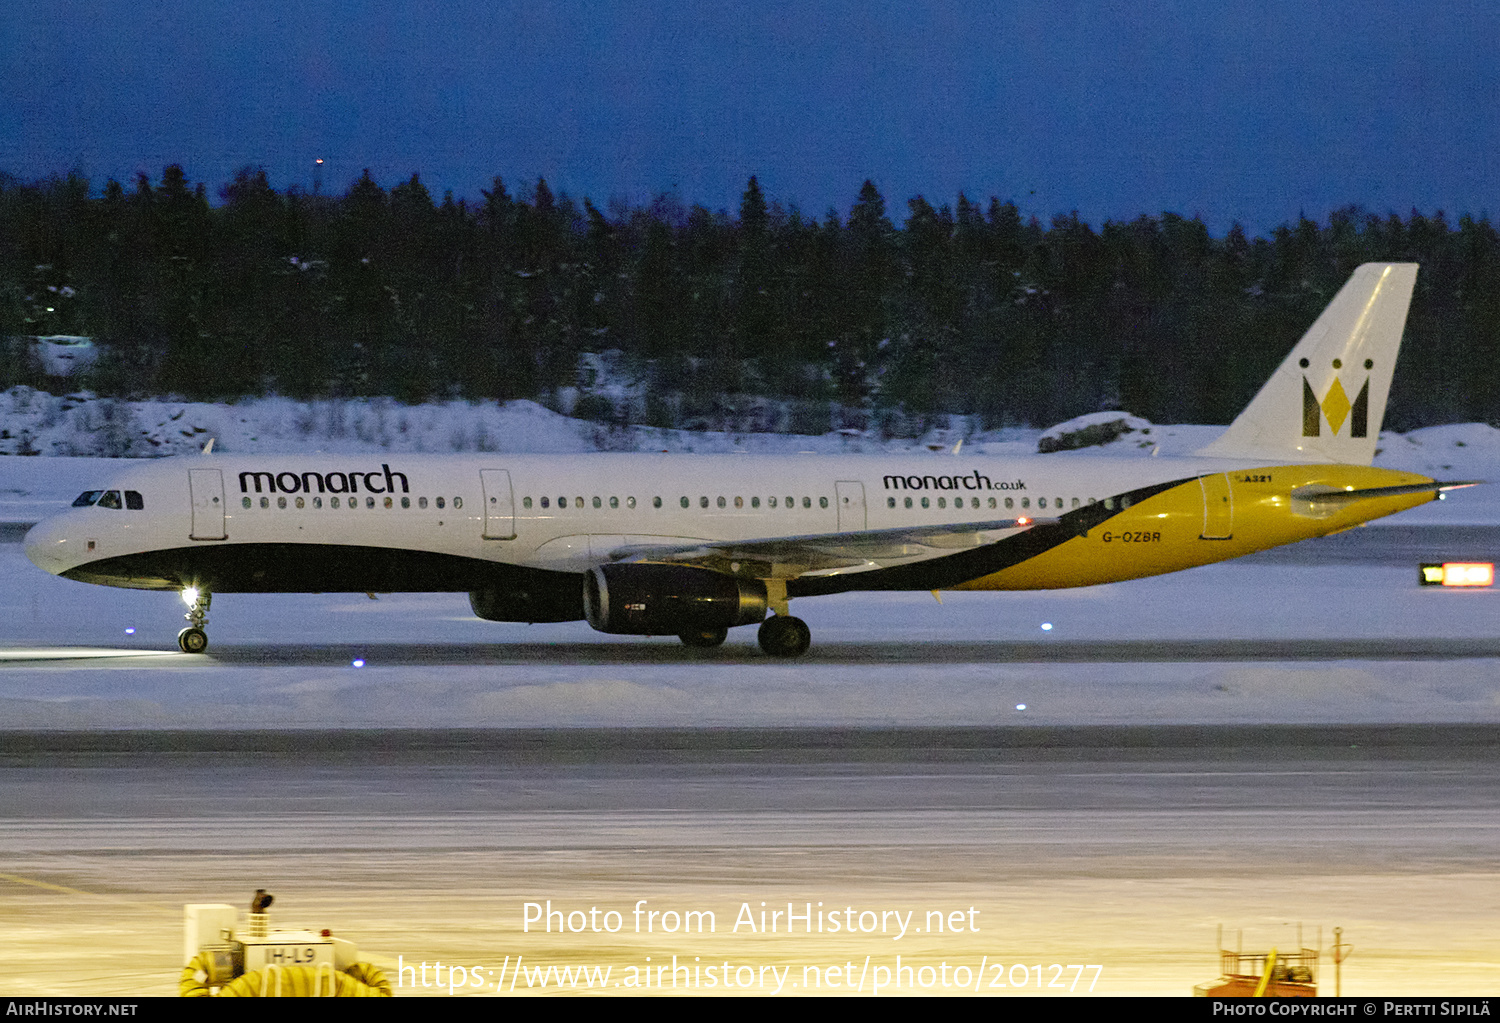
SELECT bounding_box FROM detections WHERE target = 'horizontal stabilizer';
[1290,480,1481,508]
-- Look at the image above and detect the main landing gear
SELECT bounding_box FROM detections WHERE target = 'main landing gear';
[178,587,211,654]
[757,615,811,658]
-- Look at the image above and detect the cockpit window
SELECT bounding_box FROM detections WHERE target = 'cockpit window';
[125,491,144,510]
[96,491,123,510]
[72,491,103,507]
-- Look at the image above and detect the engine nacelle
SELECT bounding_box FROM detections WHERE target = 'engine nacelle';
[584,564,767,635]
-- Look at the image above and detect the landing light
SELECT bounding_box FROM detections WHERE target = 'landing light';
[351,659,365,668]
[180,586,198,607]
[1040,622,1053,632]
[1419,562,1494,587]
[1015,704,1027,711]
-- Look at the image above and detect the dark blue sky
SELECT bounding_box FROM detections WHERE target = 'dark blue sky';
[4,1,1496,233]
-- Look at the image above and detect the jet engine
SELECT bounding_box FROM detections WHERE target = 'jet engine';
[584,564,767,635]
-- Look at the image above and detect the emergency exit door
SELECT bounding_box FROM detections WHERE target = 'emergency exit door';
[836,480,867,531]
[481,469,516,539]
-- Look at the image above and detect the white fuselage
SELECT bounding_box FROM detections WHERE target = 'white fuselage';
[24,451,1229,587]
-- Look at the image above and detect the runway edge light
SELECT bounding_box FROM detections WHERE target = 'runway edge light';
[1419,562,1494,587]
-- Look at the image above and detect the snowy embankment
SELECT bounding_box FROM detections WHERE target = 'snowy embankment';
[0,388,1495,525]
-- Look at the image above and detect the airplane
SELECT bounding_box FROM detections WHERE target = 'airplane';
[22,263,1472,657]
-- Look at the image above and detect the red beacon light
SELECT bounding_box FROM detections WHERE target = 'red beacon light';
[1420,562,1495,587]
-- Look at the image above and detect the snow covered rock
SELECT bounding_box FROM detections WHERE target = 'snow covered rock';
[1037,412,1153,453]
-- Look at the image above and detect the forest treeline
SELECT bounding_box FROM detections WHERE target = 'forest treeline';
[3,165,1498,433]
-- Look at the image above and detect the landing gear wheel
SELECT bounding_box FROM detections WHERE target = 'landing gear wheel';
[177,627,208,654]
[679,626,729,648]
[758,616,811,657]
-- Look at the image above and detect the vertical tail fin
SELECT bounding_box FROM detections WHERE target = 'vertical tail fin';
[1195,263,1418,465]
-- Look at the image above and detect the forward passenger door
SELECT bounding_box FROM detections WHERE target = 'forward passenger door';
[189,469,226,541]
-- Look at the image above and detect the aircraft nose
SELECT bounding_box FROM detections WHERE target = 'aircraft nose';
[24,518,68,575]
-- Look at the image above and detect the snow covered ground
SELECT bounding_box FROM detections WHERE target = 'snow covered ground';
[4,538,1499,728]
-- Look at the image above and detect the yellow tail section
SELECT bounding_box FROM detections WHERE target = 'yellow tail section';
[954,466,1436,591]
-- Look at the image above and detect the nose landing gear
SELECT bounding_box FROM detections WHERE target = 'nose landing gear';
[178,587,211,654]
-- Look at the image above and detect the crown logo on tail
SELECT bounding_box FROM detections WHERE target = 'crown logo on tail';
[1303,375,1369,437]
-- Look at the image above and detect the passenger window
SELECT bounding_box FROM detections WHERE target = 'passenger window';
[260,497,270,509]
[1005,497,1014,509]
[97,491,123,510]
[72,491,103,507]
[420,496,429,509]
[436,497,446,510]
[454,497,463,509]
[1072,498,1080,508]
[383,497,393,509]
[887,497,896,508]
[523,497,532,509]
[904,497,912,509]
[938,497,947,509]
[278,497,287,509]
[364,496,374,509]
[819,496,828,509]
[785,496,794,508]
[802,497,811,509]
[734,496,743,509]
[125,491,144,510]
[988,497,997,509]
[242,496,252,509]
[921,497,930,509]
[700,496,709,509]
[609,496,618,509]
[331,497,341,509]
[558,497,567,508]
[593,496,602,508]
[680,497,689,509]
[751,497,760,508]
[314,497,323,509]
[1021,498,1030,509]
[295,497,305,509]
[401,496,410,509]
[717,496,726,509]
[769,497,778,508]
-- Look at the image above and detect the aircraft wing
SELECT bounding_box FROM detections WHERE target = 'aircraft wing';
[601,516,1062,577]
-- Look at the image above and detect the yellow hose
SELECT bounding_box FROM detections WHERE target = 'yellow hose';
[180,954,392,997]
